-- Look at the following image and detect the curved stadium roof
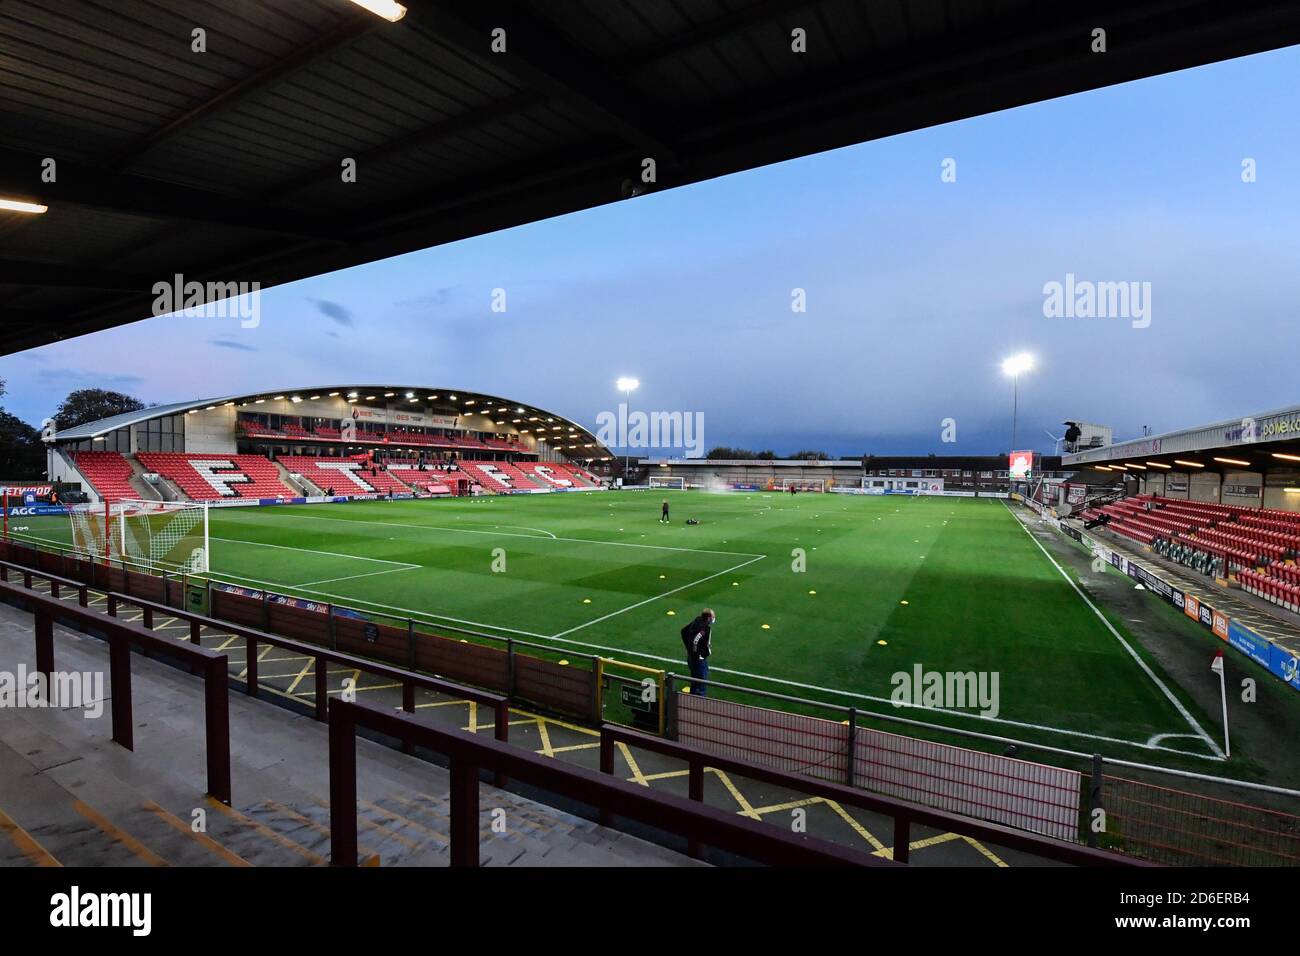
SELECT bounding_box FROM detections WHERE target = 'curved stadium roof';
[53,384,611,460]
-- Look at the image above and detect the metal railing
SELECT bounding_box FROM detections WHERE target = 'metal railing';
[0,566,231,804]
[598,724,1148,866]
[327,697,892,868]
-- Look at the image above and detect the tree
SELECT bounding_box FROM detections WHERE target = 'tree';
[54,388,145,430]
[0,380,45,479]
[788,449,830,460]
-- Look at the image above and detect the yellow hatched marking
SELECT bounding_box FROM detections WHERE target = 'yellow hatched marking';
[617,741,648,786]
[238,642,273,680]
[536,719,555,757]
[142,801,249,867]
[710,769,758,817]
[549,742,601,754]
[74,800,167,867]
[963,836,1008,867]
[283,657,315,696]
[0,807,61,866]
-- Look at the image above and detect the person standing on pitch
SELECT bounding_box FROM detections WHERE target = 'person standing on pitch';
[660,498,670,523]
[681,608,716,697]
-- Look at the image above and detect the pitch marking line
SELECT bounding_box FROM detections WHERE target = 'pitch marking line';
[210,536,419,569]
[216,509,765,559]
[1002,501,1223,758]
[549,554,767,638]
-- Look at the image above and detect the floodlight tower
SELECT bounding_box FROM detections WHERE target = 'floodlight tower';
[1001,353,1035,453]
[616,376,639,482]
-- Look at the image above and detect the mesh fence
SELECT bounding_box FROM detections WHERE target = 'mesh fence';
[1103,774,1300,866]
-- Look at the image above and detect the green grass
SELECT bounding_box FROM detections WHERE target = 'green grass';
[14,491,1222,763]
[13,491,1232,767]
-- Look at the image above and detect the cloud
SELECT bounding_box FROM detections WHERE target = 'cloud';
[309,298,354,327]
[35,367,144,387]
[210,338,258,352]
[395,286,457,309]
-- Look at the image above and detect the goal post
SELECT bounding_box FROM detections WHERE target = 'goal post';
[648,475,686,490]
[775,477,829,492]
[69,499,209,573]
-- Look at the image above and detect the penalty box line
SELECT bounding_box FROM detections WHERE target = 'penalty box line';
[1001,501,1224,758]
[215,508,767,559]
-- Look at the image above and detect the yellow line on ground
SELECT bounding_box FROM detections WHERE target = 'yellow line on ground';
[73,800,168,866]
[283,657,315,696]
[536,718,554,757]
[303,797,421,851]
[823,799,886,852]
[0,806,61,866]
[467,701,477,734]
[416,698,470,710]
[963,836,1009,867]
[205,797,326,865]
[617,741,648,786]
[238,642,273,681]
[640,769,689,782]
[142,801,249,867]
[549,742,601,754]
[710,769,758,817]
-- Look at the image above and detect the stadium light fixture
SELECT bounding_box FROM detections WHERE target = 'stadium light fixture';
[1000,353,1034,377]
[348,0,407,21]
[1272,453,1300,462]
[1125,463,1147,470]
[448,394,457,400]
[1174,459,1204,468]
[1093,466,1112,472]
[1213,457,1250,467]
[1145,461,1171,469]
[384,392,395,398]
[1285,488,1300,494]
[616,377,639,393]
[0,196,48,214]
[999,353,1034,458]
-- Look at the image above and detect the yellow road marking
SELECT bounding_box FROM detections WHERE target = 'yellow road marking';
[617,741,648,786]
[0,807,60,866]
[536,718,554,757]
[283,657,315,696]
[74,800,168,866]
[710,769,758,817]
[142,801,249,866]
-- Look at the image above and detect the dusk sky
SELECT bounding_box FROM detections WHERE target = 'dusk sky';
[4,44,1300,458]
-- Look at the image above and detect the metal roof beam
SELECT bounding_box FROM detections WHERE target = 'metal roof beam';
[412,2,680,161]
[0,148,351,242]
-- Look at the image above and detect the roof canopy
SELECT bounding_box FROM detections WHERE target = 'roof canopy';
[5,0,1300,353]
[52,384,608,458]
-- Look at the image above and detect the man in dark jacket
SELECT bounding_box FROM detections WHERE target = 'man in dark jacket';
[680,608,716,697]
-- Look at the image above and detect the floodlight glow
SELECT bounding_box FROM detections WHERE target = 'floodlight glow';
[347,0,406,22]
[616,377,639,392]
[1001,353,1034,377]
[0,197,47,214]
[1214,457,1250,467]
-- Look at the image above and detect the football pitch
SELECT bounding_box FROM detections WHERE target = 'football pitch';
[16,489,1228,764]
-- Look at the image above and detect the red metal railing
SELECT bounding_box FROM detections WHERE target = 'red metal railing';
[0,567,231,804]
[599,724,1148,867]
[327,697,893,867]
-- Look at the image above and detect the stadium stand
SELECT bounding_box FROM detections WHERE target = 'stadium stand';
[1092,493,1300,576]
[457,461,546,492]
[278,455,413,496]
[70,450,138,503]
[137,453,296,500]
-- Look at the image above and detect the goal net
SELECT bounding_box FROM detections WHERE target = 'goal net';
[69,499,209,573]
[649,476,686,490]
[775,478,828,492]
